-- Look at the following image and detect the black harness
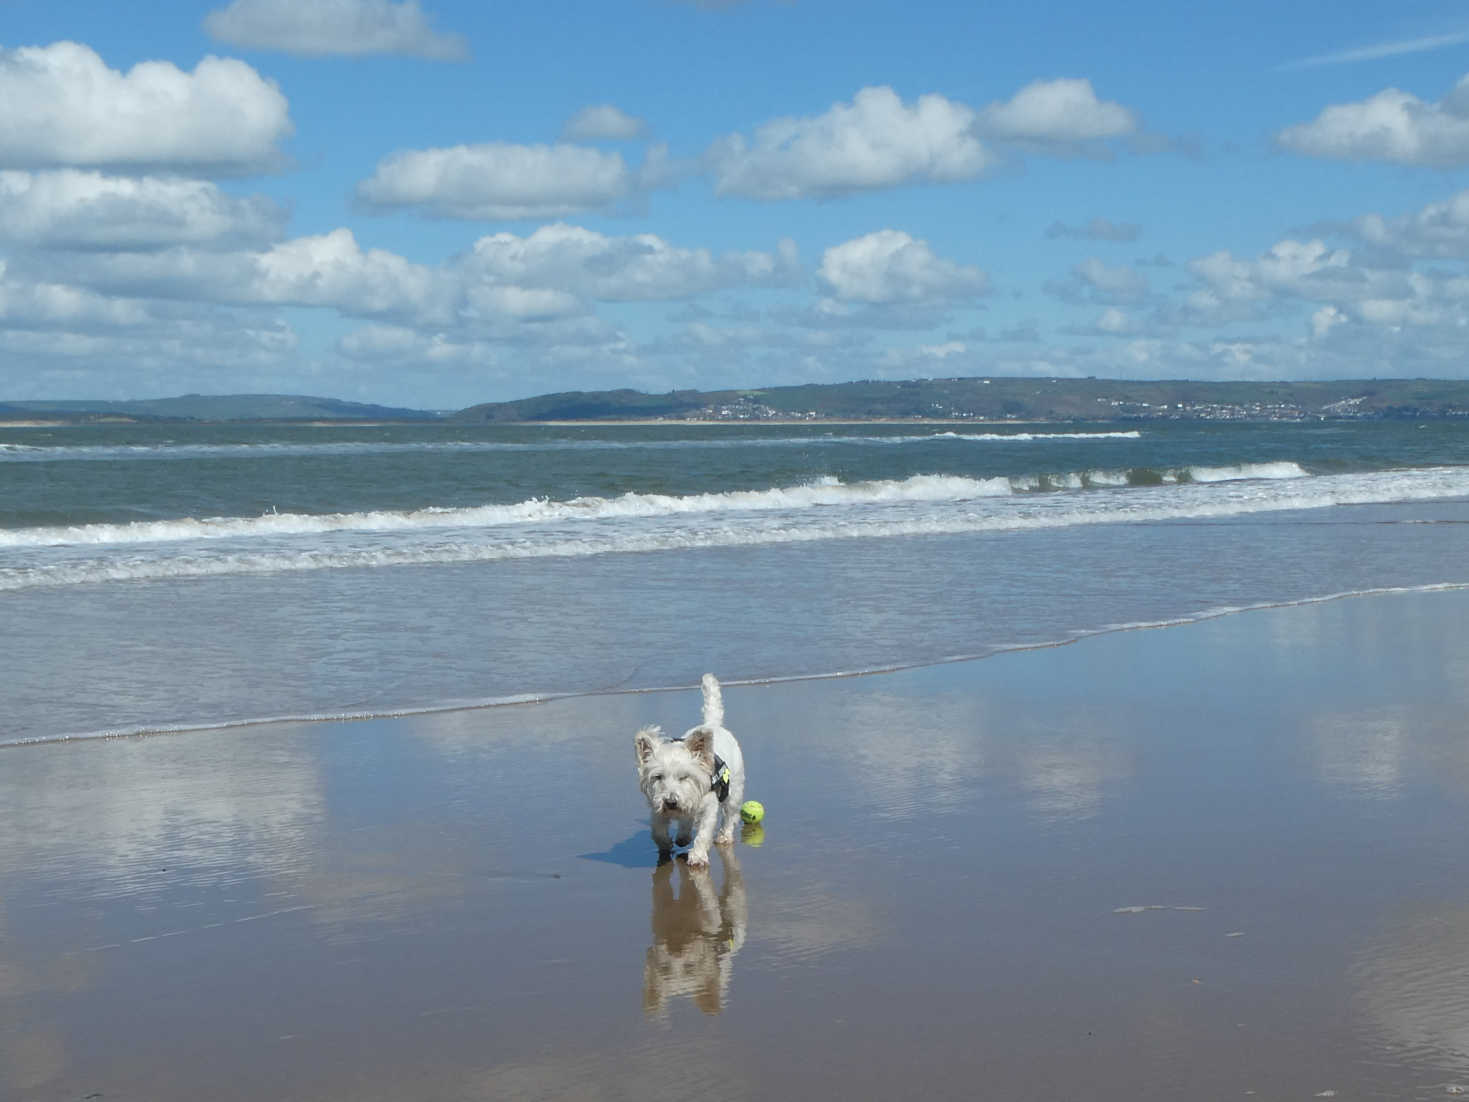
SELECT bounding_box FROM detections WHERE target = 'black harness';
[711,754,731,802]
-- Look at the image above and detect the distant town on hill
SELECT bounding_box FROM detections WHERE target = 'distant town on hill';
[6,377,1469,425]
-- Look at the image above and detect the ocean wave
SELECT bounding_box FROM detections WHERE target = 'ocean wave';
[2,465,1467,591]
[0,474,1013,547]
[923,430,1141,442]
[1188,461,1308,482]
[0,464,1306,550]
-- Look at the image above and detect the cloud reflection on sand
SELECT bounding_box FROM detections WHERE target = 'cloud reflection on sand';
[0,738,323,893]
[1354,906,1469,1080]
[1012,733,1132,822]
[821,685,1132,824]
[1310,710,1409,797]
[0,733,326,1097]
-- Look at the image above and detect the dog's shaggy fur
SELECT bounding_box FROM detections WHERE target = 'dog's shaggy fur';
[634,674,746,867]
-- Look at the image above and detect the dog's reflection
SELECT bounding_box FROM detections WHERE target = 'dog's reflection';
[643,846,747,1016]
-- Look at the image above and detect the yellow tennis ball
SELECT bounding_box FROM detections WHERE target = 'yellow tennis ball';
[740,800,764,824]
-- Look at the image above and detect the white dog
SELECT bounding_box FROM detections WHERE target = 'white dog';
[634,674,746,867]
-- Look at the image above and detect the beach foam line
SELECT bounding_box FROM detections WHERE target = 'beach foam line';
[0,464,1310,549]
[1,465,1464,591]
[6,580,1465,749]
[0,473,1013,547]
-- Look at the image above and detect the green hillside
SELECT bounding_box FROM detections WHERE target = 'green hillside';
[5,394,440,422]
[453,377,1469,423]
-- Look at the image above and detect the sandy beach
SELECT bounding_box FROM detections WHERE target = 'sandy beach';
[4,589,1469,1100]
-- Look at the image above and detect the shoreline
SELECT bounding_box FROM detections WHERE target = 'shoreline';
[9,578,1467,751]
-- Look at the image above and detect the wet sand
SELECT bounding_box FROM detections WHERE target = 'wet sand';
[4,589,1469,1100]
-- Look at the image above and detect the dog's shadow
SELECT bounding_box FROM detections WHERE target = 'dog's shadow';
[578,827,663,869]
[642,845,747,1017]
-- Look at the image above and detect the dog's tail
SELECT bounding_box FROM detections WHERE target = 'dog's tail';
[700,673,724,729]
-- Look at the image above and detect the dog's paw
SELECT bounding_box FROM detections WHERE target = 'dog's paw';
[714,830,734,845]
[686,850,710,868]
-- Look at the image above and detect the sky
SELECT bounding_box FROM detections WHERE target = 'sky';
[5,1,1469,409]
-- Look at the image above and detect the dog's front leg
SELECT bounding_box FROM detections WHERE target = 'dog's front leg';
[716,774,744,845]
[684,797,721,867]
[650,813,674,860]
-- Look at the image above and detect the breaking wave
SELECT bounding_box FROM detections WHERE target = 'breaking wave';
[0,465,1305,549]
[2,462,1465,592]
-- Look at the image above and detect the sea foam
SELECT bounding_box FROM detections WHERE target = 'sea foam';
[3,464,1468,592]
[0,465,1308,550]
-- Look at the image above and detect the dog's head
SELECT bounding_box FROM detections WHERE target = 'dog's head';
[635,725,715,816]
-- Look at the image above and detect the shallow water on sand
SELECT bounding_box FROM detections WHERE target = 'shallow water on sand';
[3,589,1469,1100]
[4,418,1468,744]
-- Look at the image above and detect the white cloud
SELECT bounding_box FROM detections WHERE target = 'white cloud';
[339,315,626,365]
[817,229,988,304]
[0,42,292,172]
[356,143,637,219]
[562,104,647,141]
[704,78,1147,201]
[1282,31,1469,70]
[1352,189,1469,258]
[462,222,799,301]
[253,229,443,315]
[1188,239,1352,303]
[875,339,978,375]
[462,284,584,322]
[203,0,468,60]
[1094,307,1139,334]
[1046,256,1149,305]
[1276,76,1469,165]
[1353,295,1453,327]
[0,293,301,400]
[22,228,451,323]
[338,324,499,364]
[1059,307,1146,338]
[0,273,151,330]
[707,85,991,199]
[977,78,1138,143]
[0,171,285,249]
[1311,305,1348,339]
[25,222,798,336]
[1171,233,1459,337]
[334,315,643,400]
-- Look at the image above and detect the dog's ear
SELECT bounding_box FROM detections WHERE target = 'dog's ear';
[684,727,715,768]
[635,726,662,765]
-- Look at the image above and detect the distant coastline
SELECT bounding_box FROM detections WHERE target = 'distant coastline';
[7,375,1469,426]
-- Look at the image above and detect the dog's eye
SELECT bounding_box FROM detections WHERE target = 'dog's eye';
[650,772,663,782]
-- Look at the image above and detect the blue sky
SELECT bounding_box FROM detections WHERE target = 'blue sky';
[4,0,1469,408]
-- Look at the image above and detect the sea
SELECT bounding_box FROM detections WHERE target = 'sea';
[2,417,1467,747]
